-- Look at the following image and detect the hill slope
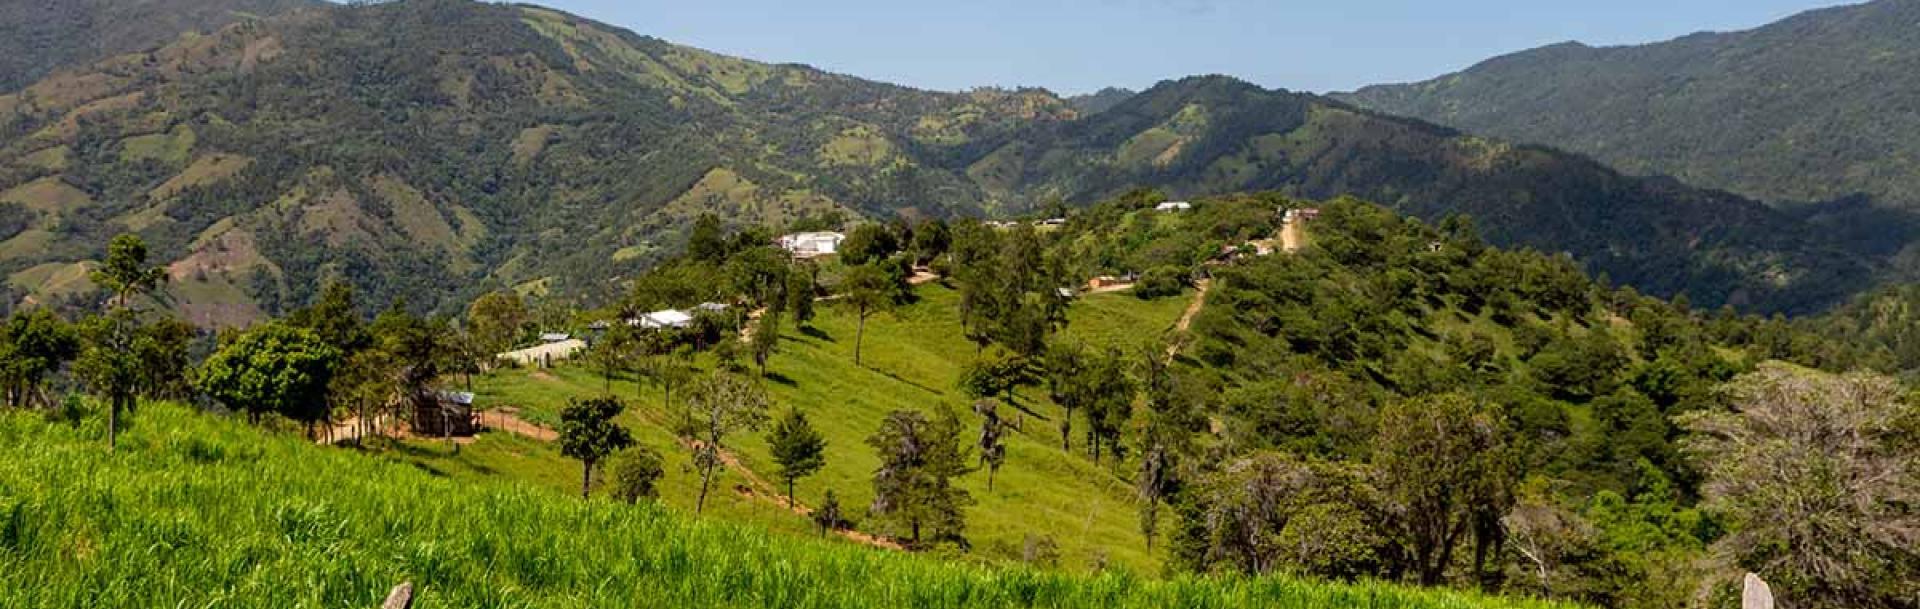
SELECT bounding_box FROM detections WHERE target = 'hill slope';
[0,0,1884,319]
[0,400,1577,608]
[0,0,319,92]
[1339,0,1920,209]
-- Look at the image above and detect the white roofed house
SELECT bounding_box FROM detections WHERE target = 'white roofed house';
[1155,201,1192,212]
[777,232,846,258]
[637,309,694,330]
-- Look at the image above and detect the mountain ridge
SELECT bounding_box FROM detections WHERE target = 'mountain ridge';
[1338,0,1920,210]
[0,0,1887,321]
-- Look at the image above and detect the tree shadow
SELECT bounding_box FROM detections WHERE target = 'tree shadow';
[800,326,833,341]
[869,366,945,396]
[764,371,798,386]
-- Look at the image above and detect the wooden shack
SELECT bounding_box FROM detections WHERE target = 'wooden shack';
[411,391,478,437]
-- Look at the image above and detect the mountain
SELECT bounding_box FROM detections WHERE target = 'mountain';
[0,0,1884,323]
[1338,0,1920,210]
[1066,87,1136,115]
[0,0,320,92]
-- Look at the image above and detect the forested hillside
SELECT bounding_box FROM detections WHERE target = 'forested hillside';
[0,0,1891,323]
[1340,0,1920,210]
[0,0,318,92]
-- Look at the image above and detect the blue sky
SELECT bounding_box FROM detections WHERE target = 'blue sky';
[517,0,1856,94]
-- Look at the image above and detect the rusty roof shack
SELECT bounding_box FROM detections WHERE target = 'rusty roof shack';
[412,390,478,437]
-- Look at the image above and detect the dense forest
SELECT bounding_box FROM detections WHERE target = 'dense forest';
[1340,0,1920,211]
[0,0,1893,326]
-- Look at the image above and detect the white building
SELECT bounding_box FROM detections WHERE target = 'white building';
[636,309,694,330]
[777,232,845,258]
[1155,201,1192,212]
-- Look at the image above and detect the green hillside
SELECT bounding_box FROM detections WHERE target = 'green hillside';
[384,284,1193,571]
[0,0,320,92]
[0,401,1578,608]
[1339,0,1920,211]
[0,0,1883,320]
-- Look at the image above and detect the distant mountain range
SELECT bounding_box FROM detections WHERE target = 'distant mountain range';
[0,0,320,92]
[0,0,1893,323]
[1339,0,1920,211]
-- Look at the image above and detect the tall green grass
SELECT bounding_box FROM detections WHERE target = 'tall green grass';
[0,403,1578,608]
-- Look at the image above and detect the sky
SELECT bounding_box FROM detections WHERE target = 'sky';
[516,0,1857,95]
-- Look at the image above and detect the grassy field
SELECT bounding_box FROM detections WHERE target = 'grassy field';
[0,401,1580,609]
[403,283,1195,571]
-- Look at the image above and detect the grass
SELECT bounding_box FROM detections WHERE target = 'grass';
[445,283,1196,571]
[0,402,1580,609]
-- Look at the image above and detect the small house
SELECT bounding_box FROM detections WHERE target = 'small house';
[777,232,846,258]
[412,390,478,437]
[1283,208,1321,224]
[539,332,571,343]
[638,309,694,330]
[695,302,730,313]
[1155,201,1192,212]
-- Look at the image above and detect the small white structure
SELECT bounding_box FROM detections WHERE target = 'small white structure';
[498,339,585,367]
[636,309,694,330]
[777,231,845,258]
[1034,218,1067,226]
[1155,201,1192,212]
[695,302,730,313]
[1283,208,1321,224]
[539,332,571,343]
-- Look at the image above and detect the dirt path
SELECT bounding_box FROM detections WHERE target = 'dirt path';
[1165,278,1212,360]
[1280,219,1305,253]
[485,407,558,441]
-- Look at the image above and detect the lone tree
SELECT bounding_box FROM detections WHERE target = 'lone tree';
[90,233,167,310]
[1680,363,1920,609]
[750,309,782,376]
[768,407,827,508]
[608,445,666,505]
[196,323,342,437]
[813,489,848,537]
[680,372,771,513]
[868,406,974,547]
[80,233,167,450]
[973,400,1007,490]
[558,396,635,499]
[838,263,895,366]
[466,290,528,360]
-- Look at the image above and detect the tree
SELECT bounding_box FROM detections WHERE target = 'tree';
[750,309,782,376]
[637,347,694,405]
[868,406,974,547]
[973,400,1007,490]
[587,323,639,393]
[196,323,342,437]
[558,396,635,499]
[957,345,1033,405]
[90,233,167,310]
[813,489,848,537]
[839,223,899,266]
[1372,392,1517,586]
[609,445,666,505]
[786,269,816,327]
[687,213,728,263]
[0,308,78,409]
[768,407,827,507]
[680,372,771,513]
[466,290,528,359]
[1137,348,1201,553]
[1679,364,1919,609]
[910,219,951,265]
[839,263,894,366]
[288,280,367,351]
[73,310,141,451]
[1184,452,1380,577]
